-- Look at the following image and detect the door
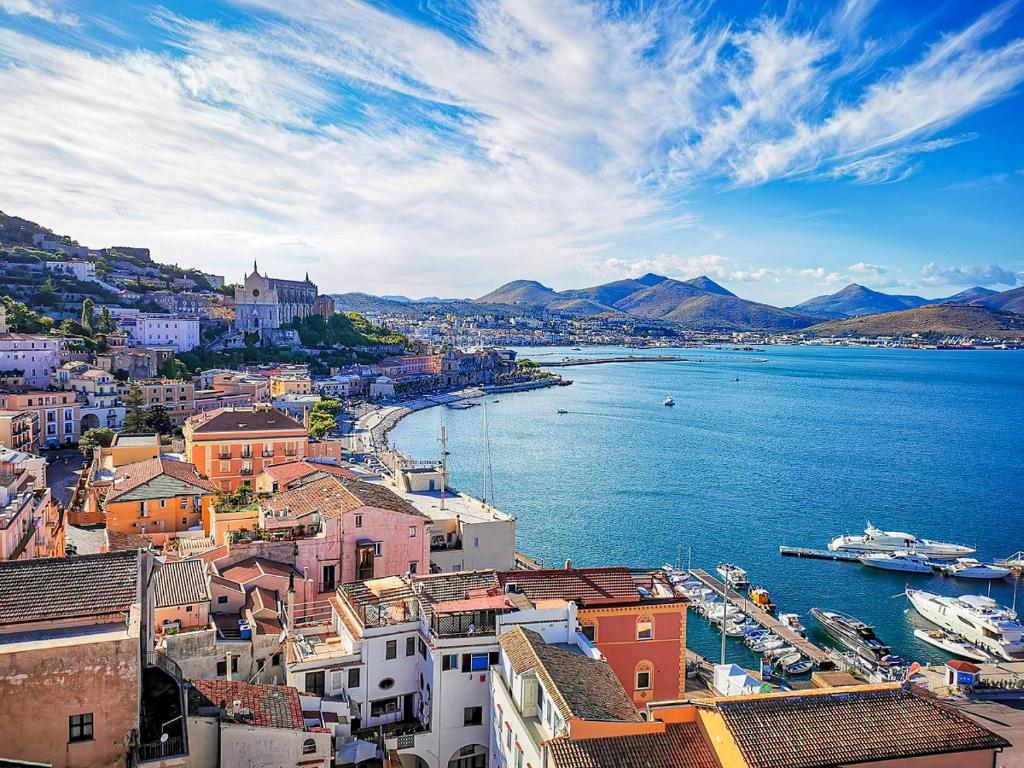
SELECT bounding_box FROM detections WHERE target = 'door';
[322,564,336,592]
[356,544,375,581]
[305,670,325,697]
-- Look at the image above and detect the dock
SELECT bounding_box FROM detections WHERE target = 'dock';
[779,545,861,562]
[545,355,687,367]
[688,568,832,666]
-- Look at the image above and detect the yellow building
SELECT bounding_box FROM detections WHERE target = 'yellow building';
[269,375,313,398]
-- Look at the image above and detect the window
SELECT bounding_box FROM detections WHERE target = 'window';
[636,670,651,690]
[272,653,282,666]
[180,497,188,509]
[379,677,395,690]
[463,653,489,672]
[302,738,316,755]
[370,697,399,717]
[516,749,524,768]
[464,706,483,726]
[218,595,228,604]
[256,658,265,671]
[385,640,397,660]
[348,668,361,688]
[581,624,596,642]
[185,605,193,613]
[441,653,459,671]
[473,537,480,548]
[355,514,363,528]
[69,713,93,743]
[409,561,418,575]
[322,564,336,592]
[506,726,513,750]
[488,651,499,665]
[406,636,416,656]
[418,638,427,658]
[373,542,382,557]
[217,657,239,676]
[637,618,653,641]
[181,517,188,525]
[305,671,326,697]
[409,525,417,538]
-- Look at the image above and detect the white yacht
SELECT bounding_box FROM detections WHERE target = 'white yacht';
[906,588,1024,661]
[716,563,749,588]
[829,523,974,560]
[912,628,993,662]
[940,558,1011,580]
[859,550,933,573]
[663,396,675,407]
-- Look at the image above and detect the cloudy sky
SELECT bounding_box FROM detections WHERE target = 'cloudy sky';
[0,0,1022,304]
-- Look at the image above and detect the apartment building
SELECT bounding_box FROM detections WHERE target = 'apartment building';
[0,467,61,560]
[0,305,61,387]
[184,406,309,491]
[125,313,201,352]
[53,362,125,431]
[0,389,79,447]
[0,408,36,451]
[76,432,162,526]
[102,456,217,546]
[270,374,314,398]
[139,378,196,426]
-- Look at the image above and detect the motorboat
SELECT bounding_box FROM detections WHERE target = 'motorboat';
[811,608,905,669]
[912,628,993,662]
[905,588,1024,661]
[778,613,807,637]
[828,523,974,560]
[749,635,785,653]
[663,397,675,407]
[775,651,802,668]
[859,550,933,574]
[716,563,749,588]
[747,586,776,613]
[940,558,1010,580]
[784,658,815,675]
[556,409,568,415]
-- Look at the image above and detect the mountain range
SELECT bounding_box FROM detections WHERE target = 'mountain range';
[790,283,1001,319]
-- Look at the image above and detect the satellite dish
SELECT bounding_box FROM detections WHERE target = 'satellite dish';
[160,733,169,744]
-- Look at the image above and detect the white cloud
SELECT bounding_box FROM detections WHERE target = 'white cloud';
[920,262,1021,287]
[0,0,77,25]
[600,253,781,284]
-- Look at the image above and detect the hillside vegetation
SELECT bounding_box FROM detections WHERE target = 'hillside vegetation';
[806,304,1024,339]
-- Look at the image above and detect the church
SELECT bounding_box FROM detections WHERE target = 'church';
[233,263,318,336]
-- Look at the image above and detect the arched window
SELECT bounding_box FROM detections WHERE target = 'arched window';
[302,738,316,755]
[636,614,653,640]
[635,660,653,691]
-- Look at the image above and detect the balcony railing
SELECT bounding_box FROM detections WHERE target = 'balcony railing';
[135,735,186,763]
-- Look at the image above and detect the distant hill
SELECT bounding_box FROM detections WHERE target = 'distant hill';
[653,293,818,331]
[972,285,1024,314]
[610,278,709,316]
[547,297,627,316]
[683,275,736,297]
[934,286,999,304]
[477,279,560,306]
[560,274,667,307]
[806,304,1024,339]
[792,283,928,318]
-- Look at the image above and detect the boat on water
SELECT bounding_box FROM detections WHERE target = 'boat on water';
[747,586,776,613]
[811,608,906,669]
[778,613,806,637]
[556,409,568,415]
[445,401,478,410]
[663,397,675,407]
[912,628,992,662]
[716,563,749,588]
[858,550,933,573]
[940,558,1010,580]
[828,522,975,560]
[906,588,1024,661]
[784,658,814,675]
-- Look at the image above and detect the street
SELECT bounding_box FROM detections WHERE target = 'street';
[44,448,105,555]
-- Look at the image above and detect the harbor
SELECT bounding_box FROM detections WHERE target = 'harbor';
[544,354,688,366]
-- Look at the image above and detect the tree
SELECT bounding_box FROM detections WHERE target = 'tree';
[98,306,114,333]
[79,427,115,459]
[307,397,342,439]
[122,385,149,433]
[80,298,96,331]
[158,356,190,380]
[144,404,173,436]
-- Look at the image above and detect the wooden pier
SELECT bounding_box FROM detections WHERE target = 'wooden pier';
[688,568,832,666]
[779,545,861,562]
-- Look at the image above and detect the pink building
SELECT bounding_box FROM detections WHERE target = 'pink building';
[260,474,429,594]
[0,306,61,388]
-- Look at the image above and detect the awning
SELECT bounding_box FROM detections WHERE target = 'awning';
[337,739,378,765]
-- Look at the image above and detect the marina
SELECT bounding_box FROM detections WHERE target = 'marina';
[779,545,861,562]
[544,354,689,367]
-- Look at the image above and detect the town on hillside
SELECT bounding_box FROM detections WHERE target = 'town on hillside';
[0,217,1020,768]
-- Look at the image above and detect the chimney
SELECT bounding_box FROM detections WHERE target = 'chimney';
[564,559,572,571]
[286,572,296,630]
[225,652,233,681]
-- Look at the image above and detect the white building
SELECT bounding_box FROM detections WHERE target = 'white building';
[125,313,201,352]
[45,260,98,282]
[0,305,61,388]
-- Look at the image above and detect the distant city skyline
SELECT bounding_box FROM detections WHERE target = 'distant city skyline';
[0,0,1022,305]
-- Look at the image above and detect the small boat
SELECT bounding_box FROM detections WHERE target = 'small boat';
[492,399,500,403]
[775,651,802,668]
[784,658,814,675]
[556,409,568,415]
[663,397,675,407]
[913,628,993,662]
[941,558,1010,580]
[859,550,933,573]
[778,613,807,637]
[748,586,776,613]
[716,563,749,588]
[750,635,785,653]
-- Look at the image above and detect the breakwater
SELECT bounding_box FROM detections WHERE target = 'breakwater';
[545,355,688,366]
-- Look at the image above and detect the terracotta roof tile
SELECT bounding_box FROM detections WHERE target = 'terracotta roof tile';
[263,460,358,487]
[218,556,298,584]
[103,528,152,552]
[0,550,139,624]
[189,679,304,730]
[548,722,719,768]
[716,687,1010,768]
[263,476,362,520]
[500,627,640,723]
[154,558,210,607]
[106,457,215,503]
[294,474,426,518]
[497,567,641,605]
[188,406,305,435]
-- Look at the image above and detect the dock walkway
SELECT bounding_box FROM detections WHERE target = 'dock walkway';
[689,568,831,666]
[779,545,861,562]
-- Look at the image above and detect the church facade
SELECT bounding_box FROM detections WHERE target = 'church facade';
[233,264,318,335]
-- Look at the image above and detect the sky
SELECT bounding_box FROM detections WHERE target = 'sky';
[0,0,1022,305]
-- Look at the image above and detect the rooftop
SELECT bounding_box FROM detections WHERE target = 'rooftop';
[0,550,139,625]
[501,627,641,723]
[112,433,160,447]
[186,406,305,435]
[714,686,1011,768]
[189,679,305,730]
[154,558,210,608]
[288,473,426,519]
[217,556,298,584]
[497,567,655,607]
[106,457,216,503]
[547,722,719,768]
[262,460,359,488]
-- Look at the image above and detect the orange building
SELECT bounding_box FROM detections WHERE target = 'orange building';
[0,389,79,448]
[0,409,36,452]
[497,567,688,704]
[137,378,196,427]
[183,405,308,491]
[75,433,162,526]
[102,457,216,546]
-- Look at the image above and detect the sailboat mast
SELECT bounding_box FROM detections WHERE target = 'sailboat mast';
[439,423,447,511]
[481,402,490,504]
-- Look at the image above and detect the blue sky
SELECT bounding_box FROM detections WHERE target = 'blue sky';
[0,0,1021,304]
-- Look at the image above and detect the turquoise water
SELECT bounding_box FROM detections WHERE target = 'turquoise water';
[391,345,1024,666]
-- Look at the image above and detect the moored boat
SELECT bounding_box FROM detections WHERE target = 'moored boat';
[716,563,749,588]
[663,396,675,406]
[940,558,1010,580]
[858,550,933,573]
[912,628,993,662]
[829,522,974,560]
[778,613,807,637]
[747,586,776,613]
[906,588,1024,661]
[811,607,906,669]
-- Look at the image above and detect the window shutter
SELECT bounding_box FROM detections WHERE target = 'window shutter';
[461,653,471,673]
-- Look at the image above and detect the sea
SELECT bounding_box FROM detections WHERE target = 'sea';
[390,345,1024,667]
